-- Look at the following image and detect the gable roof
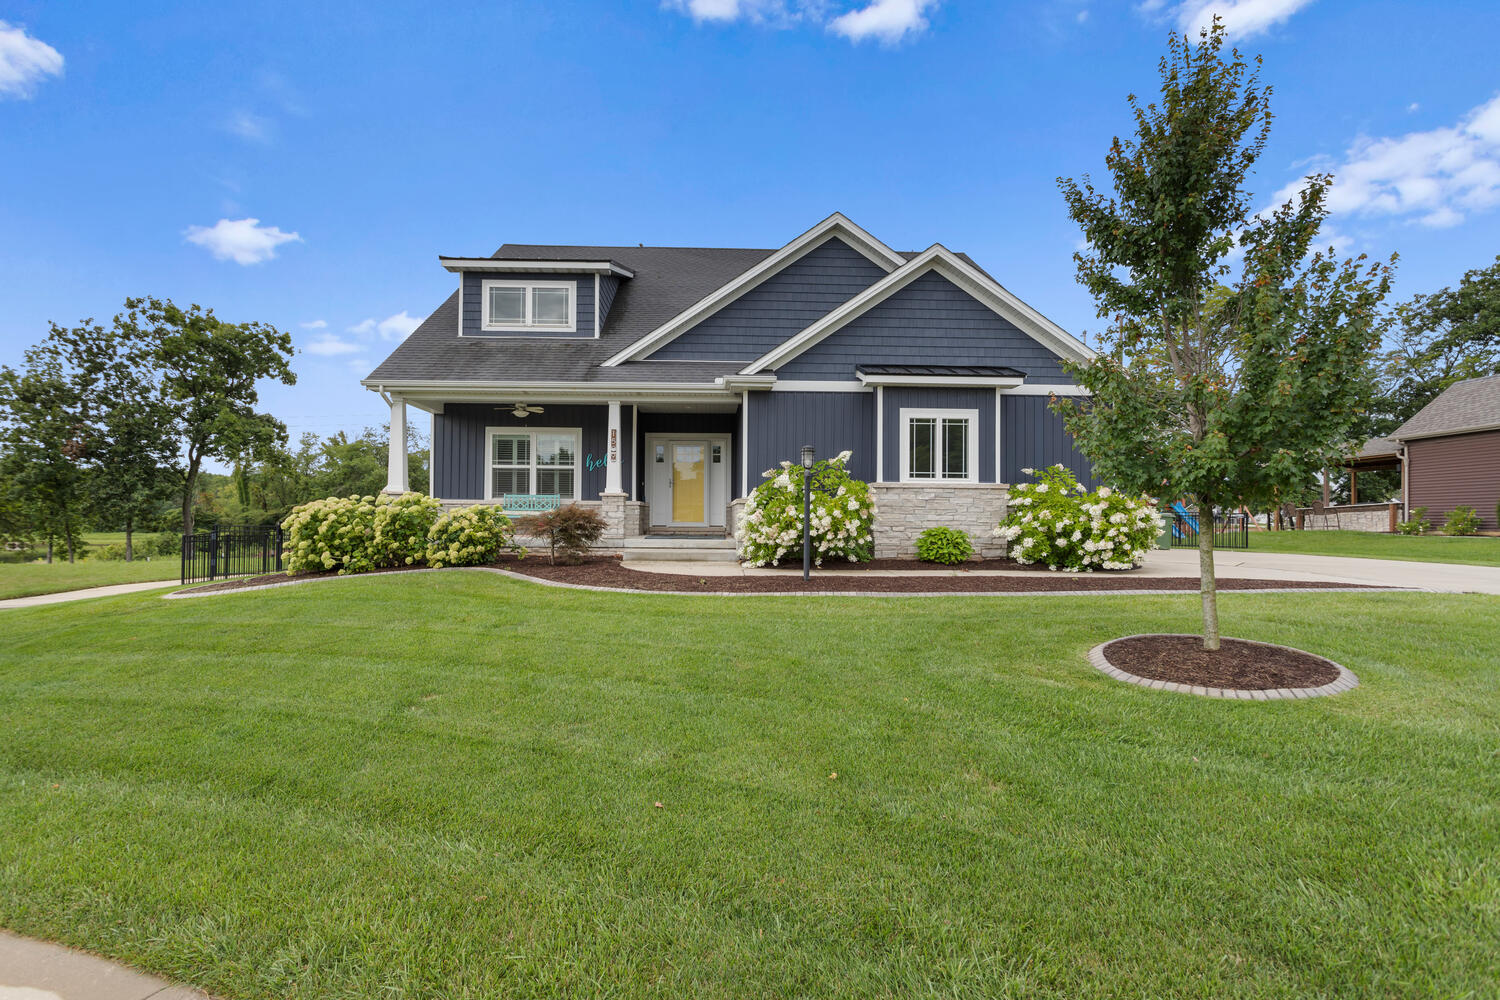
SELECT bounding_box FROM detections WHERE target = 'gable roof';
[738,244,1095,374]
[600,213,906,366]
[1391,373,1500,441]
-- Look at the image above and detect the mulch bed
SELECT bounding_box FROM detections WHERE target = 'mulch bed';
[1101,635,1341,690]
[181,555,1376,596]
[761,557,1057,573]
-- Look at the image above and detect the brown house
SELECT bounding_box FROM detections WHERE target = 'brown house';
[1392,374,1500,531]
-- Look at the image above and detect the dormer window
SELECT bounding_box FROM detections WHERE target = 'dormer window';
[482,279,575,332]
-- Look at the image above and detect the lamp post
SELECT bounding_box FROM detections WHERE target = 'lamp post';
[801,445,815,581]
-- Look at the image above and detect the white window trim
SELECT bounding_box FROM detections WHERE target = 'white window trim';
[898,408,979,484]
[481,279,577,333]
[483,425,584,503]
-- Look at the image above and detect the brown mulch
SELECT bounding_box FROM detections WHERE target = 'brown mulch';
[181,555,1377,596]
[761,557,1058,573]
[1102,635,1340,690]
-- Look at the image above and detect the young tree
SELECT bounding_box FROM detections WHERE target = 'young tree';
[1055,21,1393,649]
[121,298,296,538]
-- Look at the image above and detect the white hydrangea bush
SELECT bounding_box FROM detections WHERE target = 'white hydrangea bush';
[736,451,876,567]
[426,505,525,568]
[281,494,380,575]
[992,464,1163,571]
[372,492,443,567]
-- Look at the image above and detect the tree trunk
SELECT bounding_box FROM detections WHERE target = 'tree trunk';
[65,516,75,564]
[1198,508,1220,651]
[124,514,134,562]
[1322,467,1331,505]
[46,535,53,564]
[182,454,201,540]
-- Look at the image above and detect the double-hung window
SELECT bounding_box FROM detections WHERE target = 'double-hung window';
[900,409,977,482]
[487,428,581,502]
[481,279,575,332]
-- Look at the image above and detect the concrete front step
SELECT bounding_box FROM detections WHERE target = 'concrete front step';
[623,535,739,563]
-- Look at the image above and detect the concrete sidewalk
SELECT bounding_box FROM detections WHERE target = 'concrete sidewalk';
[0,932,207,1000]
[0,581,179,610]
[622,550,1500,594]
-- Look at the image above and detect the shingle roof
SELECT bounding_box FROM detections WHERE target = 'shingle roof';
[1391,374,1500,441]
[363,243,991,386]
[1356,435,1401,459]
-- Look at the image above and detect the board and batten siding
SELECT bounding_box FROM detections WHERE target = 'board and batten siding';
[648,238,889,361]
[1001,395,1097,488]
[460,272,595,338]
[432,402,609,500]
[1406,429,1500,530]
[746,391,875,486]
[775,271,1072,384]
[880,387,996,483]
[634,410,741,498]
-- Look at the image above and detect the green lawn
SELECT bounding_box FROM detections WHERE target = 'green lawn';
[1250,528,1500,566]
[0,557,181,600]
[2,576,1496,999]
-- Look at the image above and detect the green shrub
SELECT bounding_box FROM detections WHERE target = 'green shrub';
[86,532,179,561]
[427,505,524,568]
[993,465,1163,572]
[1444,506,1480,536]
[520,503,608,565]
[915,526,973,565]
[1396,507,1429,535]
[372,492,443,567]
[281,495,379,575]
[736,451,875,567]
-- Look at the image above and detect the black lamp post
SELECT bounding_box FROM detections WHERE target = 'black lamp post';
[801,444,815,581]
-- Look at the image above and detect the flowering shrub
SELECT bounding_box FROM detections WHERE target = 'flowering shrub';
[1396,506,1430,535]
[282,495,380,575]
[992,464,1162,571]
[1443,505,1480,536]
[426,505,524,567]
[916,526,974,565]
[736,451,876,567]
[372,492,443,567]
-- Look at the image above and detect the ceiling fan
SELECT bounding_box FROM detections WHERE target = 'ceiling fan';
[500,403,544,419]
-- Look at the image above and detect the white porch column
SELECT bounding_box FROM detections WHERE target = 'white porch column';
[383,394,409,494]
[604,400,624,495]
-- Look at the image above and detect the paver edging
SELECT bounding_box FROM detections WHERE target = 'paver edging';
[1086,633,1359,700]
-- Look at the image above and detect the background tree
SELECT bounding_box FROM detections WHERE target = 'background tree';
[0,333,92,561]
[1055,21,1393,649]
[122,297,296,537]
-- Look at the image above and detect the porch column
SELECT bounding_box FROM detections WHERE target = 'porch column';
[383,394,409,494]
[604,400,624,495]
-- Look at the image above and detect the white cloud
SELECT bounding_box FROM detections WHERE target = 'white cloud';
[225,109,271,142]
[1269,93,1500,230]
[1407,102,1420,113]
[1150,0,1315,39]
[829,0,936,43]
[348,310,422,341]
[0,21,63,99]
[304,335,360,357]
[183,217,302,265]
[300,319,328,329]
[663,0,823,25]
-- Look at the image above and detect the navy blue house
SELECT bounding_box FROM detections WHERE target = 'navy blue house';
[364,213,1097,557]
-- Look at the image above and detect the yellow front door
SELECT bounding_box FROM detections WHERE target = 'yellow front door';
[671,443,706,522]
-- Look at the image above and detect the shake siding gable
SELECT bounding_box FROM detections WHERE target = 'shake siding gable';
[460,272,595,338]
[775,271,1072,383]
[648,238,889,361]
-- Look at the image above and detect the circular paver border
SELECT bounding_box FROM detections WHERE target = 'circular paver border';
[1087,633,1359,700]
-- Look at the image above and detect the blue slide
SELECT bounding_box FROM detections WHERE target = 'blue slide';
[1171,501,1198,538]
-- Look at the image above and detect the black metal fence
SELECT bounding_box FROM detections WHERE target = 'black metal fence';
[1166,511,1250,550]
[181,525,284,584]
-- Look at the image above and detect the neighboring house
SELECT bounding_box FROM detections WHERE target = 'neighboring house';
[1389,373,1500,531]
[363,213,1097,557]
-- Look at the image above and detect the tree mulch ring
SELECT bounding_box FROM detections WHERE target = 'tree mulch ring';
[1090,633,1357,699]
[176,556,1379,597]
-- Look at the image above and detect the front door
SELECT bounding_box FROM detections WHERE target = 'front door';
[670,442,706,523]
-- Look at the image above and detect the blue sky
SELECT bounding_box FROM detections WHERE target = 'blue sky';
[3,0,1499,452]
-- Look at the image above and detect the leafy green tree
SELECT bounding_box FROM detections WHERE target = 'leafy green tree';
[121,297,296,537]
[0,335,91,561]
[1054,21,1393,649]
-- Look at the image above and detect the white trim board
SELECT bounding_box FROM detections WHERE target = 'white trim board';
[440,258,634,277]
[601,212,906,367]
[739,244,1096,375]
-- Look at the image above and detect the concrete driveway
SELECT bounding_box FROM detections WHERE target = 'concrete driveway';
[1143,548,1500,594]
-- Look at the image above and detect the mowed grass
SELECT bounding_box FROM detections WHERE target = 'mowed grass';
[1,575,1497,999]
[1250,527,1500,566]
[0,532,180,600]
